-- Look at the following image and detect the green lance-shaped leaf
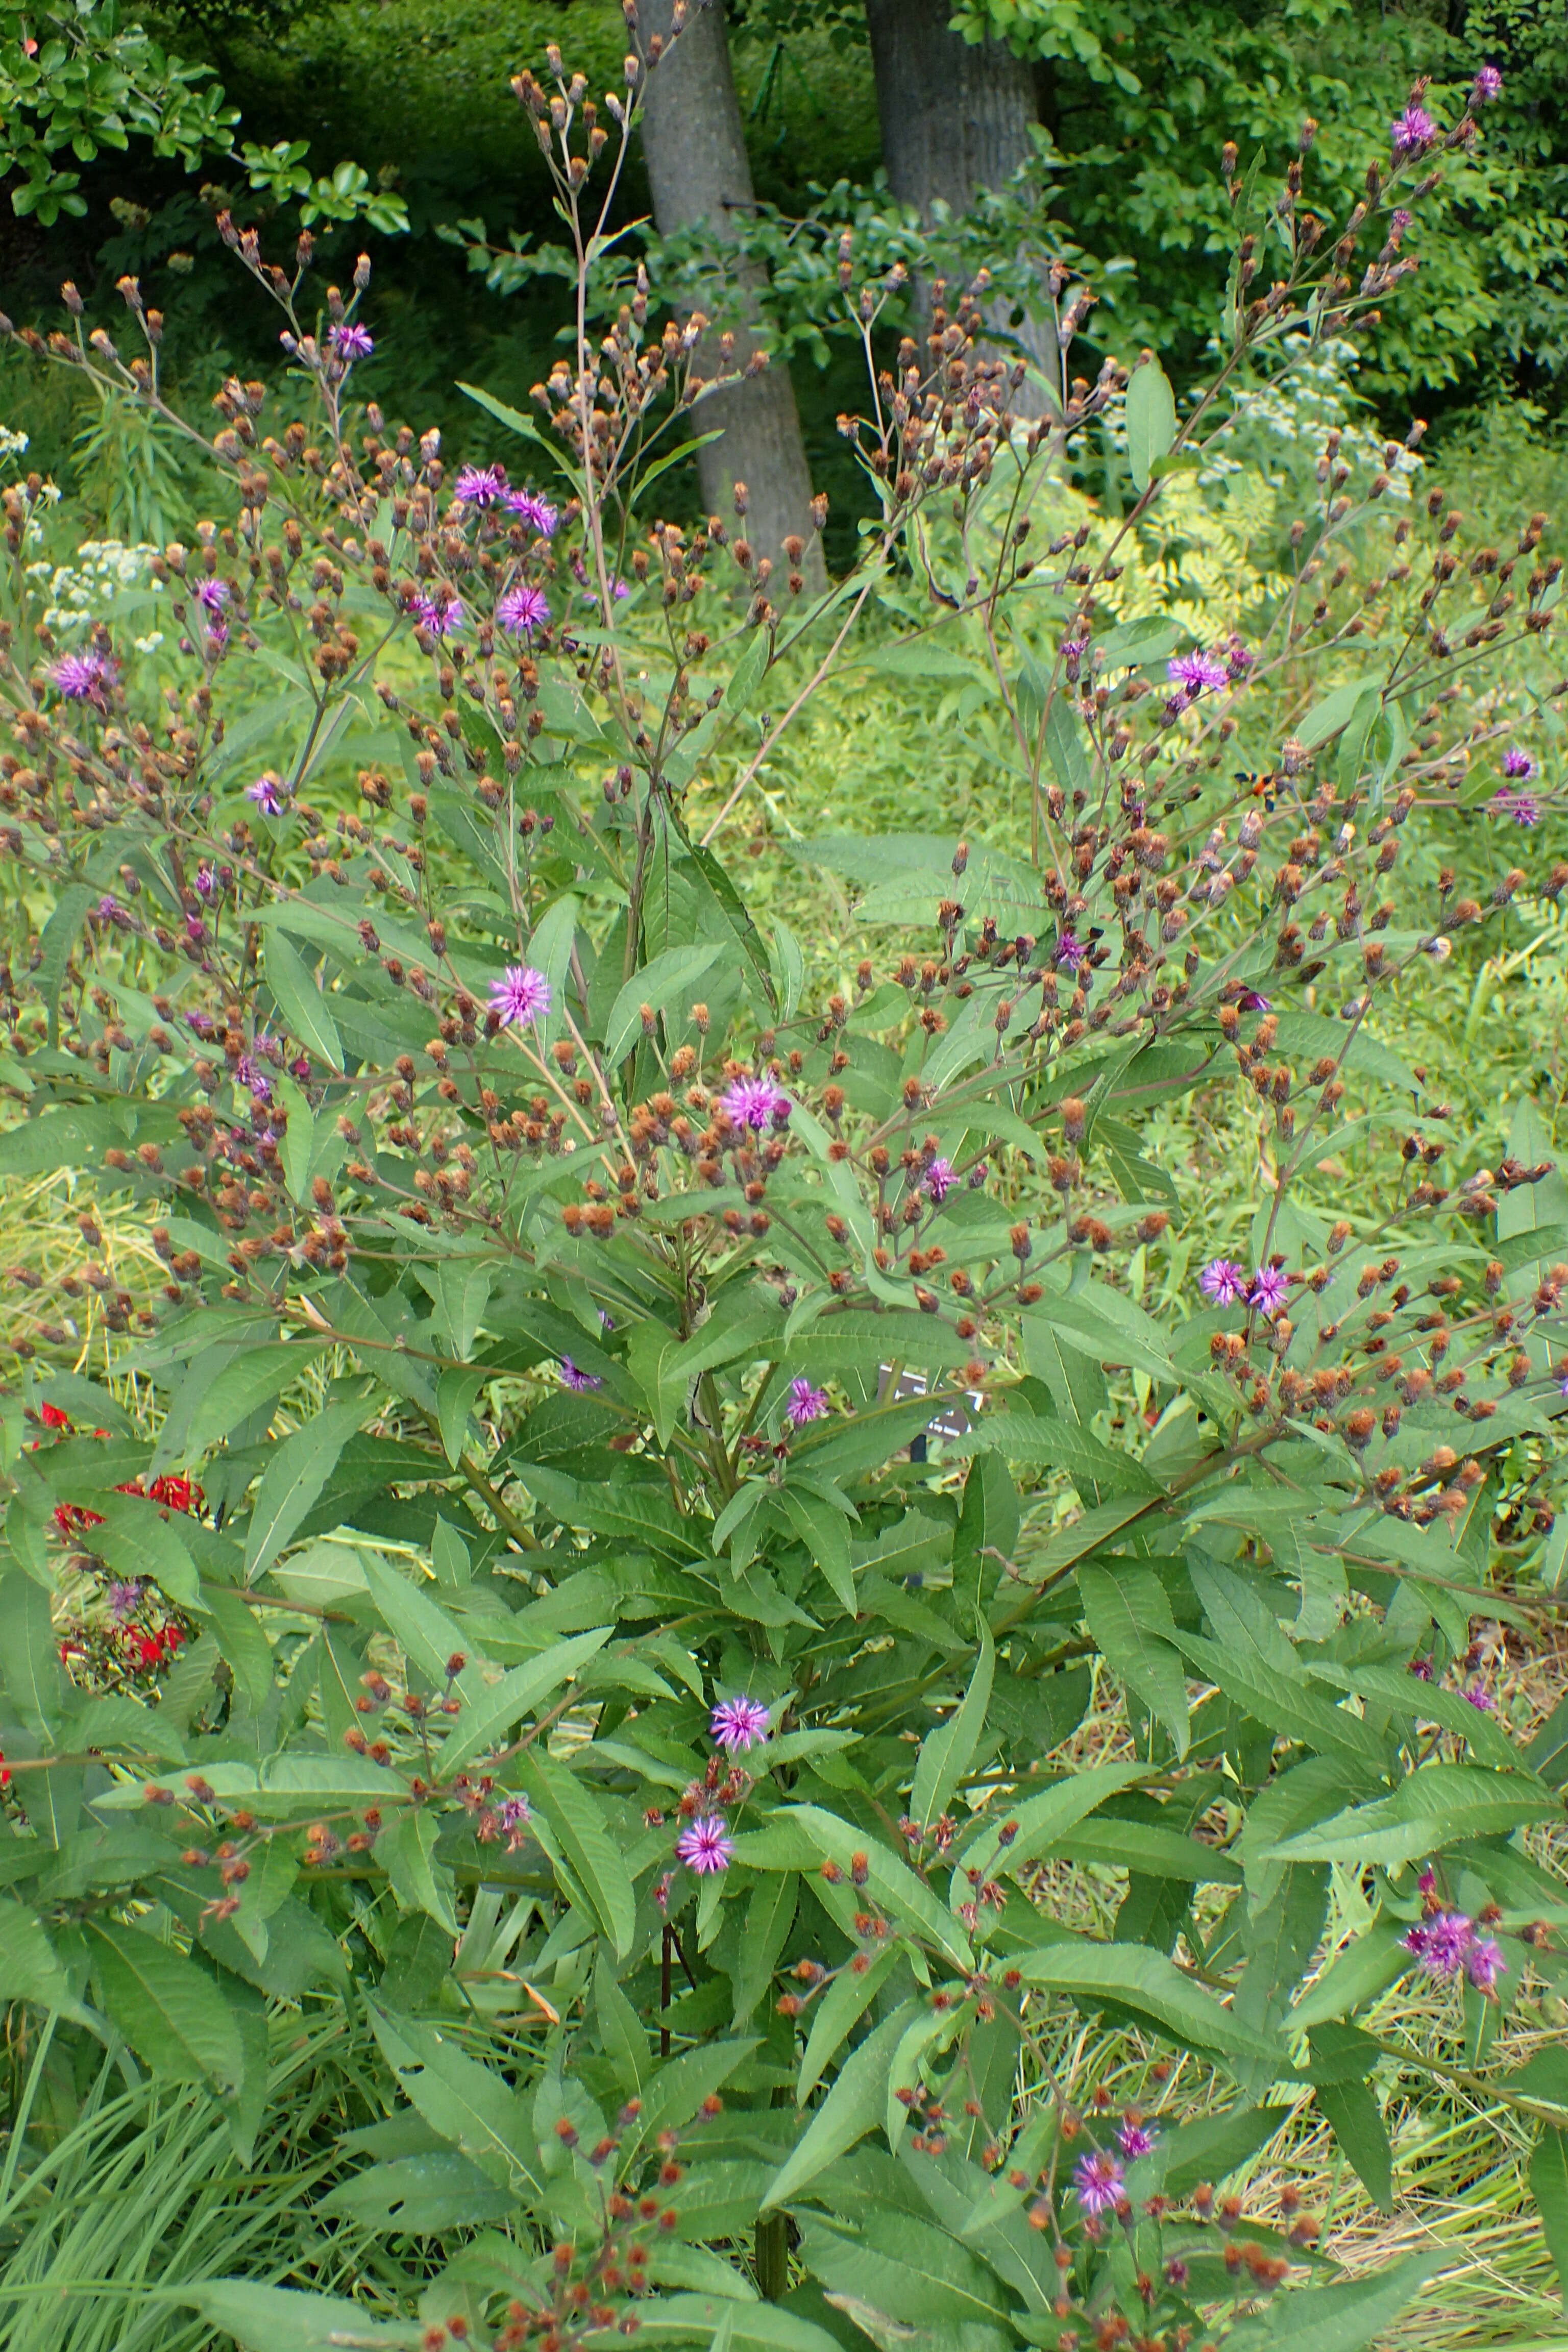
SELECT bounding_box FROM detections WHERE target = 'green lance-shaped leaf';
[518,1750,637,1957]
[1534,2125,1568,2304]
[604,942,725,1068]
[911,1622,994,1832]
[265,929,342,1071]
[761,1999,922,2212]
[1243,2251,1441,2350]
[1080,1566,1189,1757]
[175,2282,422,2350]
[83,1917,243,2094]
[436,1627,615,1775]
[243,1396,366,1583]
[368,2001,543,2190]
[1262,1761,1559,1871]
[1126,356,1177,492]
[1014,1940,1287,2071]
[798,1943,905,2104]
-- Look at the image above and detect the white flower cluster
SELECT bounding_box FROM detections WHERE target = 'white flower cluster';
[25,538,165,653]
[1200,336,1422,499]
[0,424,30,463]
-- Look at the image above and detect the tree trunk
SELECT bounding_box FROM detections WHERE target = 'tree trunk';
[638,0,826,587]
[862,0,1054,396]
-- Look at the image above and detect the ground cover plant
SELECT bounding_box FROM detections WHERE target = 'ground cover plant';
[0,23,1566,2352]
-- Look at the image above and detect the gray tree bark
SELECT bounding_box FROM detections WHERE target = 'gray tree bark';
[862,0,1054,398]
[638,0,826,589]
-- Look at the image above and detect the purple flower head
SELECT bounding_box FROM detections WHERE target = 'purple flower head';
[194,864,218,900]
[184,913,206,945]
[1490,789,1540,827]
[1409,1656,1435,1683]
[711,1695,771,1754]
[1502,747,1535,779]
[598,1309,615,1332]
[1226,638,1255,681]
[1247,1264,1291,1317]
[559,1357,603,1393]
[187,1010,216,1039]
[496,1794,532,1835]
[290,1055,311,1083]
[1463,1679,1499,1714]
[328,322,374,361]
[1167,650,1230,696]
[411,591,465,639]
[202,619,230,654]
[1116,2120,1157,2160]
[508,488,559,536]
[497,581,550,638]
[454,463,509,509]
[236,1056,273,1104]
[1404,1908,1474,1978]
[107,1579,142,1622]
[94,894,122,923]
[1392,103,1436,157]
[489,963,551,1027]
[192,577,230,614]
[676,1815,734,1875]
[1055,929,1088,972]
[785,1377,829,1429]
[1237,990,1272,1013]
[1073,2150,1125,2217]
[49,649,112,701]
[245,772,288,818]
[924,1157,955,1204]
[1417,1865,1438,1893]
[1199,1257,1247,1306]
[1472,64,1503,103]
[721,1073,791,1131]
[1465,1934,1506,1994]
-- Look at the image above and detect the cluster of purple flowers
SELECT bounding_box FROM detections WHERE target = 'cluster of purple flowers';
[1199,1259,1290,1315]
[1403,1896,1505,1994]
[720,1074,792,1131]
[451,466,559,536]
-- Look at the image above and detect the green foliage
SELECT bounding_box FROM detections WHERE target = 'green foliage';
[0,45,1565,2352]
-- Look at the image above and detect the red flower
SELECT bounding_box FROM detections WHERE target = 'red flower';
[40,1403,71,1430]
[163,1623,186,1650]
[53,1502,105,1538]
[0,1750,10,1790]
[139,1633,165,1668]
[148,1474,203,1514]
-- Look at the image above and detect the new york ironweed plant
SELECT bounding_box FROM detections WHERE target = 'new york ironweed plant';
[0,24,1564,2351]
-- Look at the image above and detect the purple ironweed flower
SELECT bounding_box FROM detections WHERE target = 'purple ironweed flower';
[454,463,509,508]
[194,864,218,899]
[49,649,112,700]
[1408,1656,1435,1682]
[1199,1258,1247,1306]
[1073,2150,1125,2216]
[1502,747,1535,779]
[1463,1680,1499,1713]
[721,1073,791,1131]
[1236,990,1272,1013]
[1247,1265,1291,1316]
[245,772,288,817]
[107,1579,142,1622]
[1164,2260,1189,2290]
[1055,930,1088,971]
[508,488,559,535]
[187,1010,216,1038]
[411,591,465,638]
[1465,1935,1506,1994]
[559,1357,603,1393]
[184,914,207,948]
[924,1157,955,1203]
[1225,638,1255,680]
[1061,635,1088,680]
[192,577,230,613]
[785,1377,829,1428]
[598,1309,615,1331]
[236,1056,272,1104]
[1490,789,1540,826]
[94,894,122,923]
[202,620,230,654]
[1404,1908,1474,1978]
[677,1815,734,1874]
[1472,64,1503,103]
[489,964,551,1026]
[290,1056,311,1083]
[497,581,550,636]
[496,1794,531,1834]
[328,322,374,361]
[1116,2120,1157,2160]
[1392,103,1436,156]
[711,1695,771,1753]
[1417,1865,1437,1894]
[1167,650,1230,696]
